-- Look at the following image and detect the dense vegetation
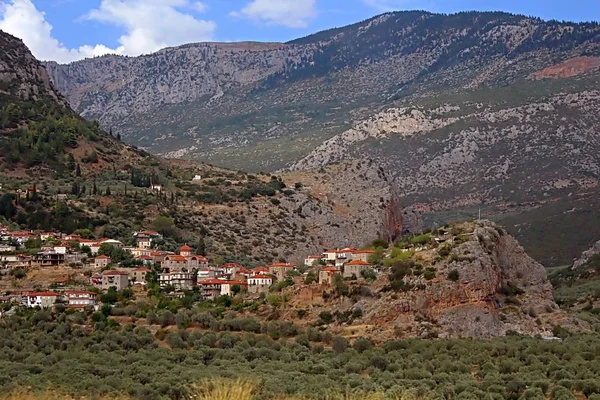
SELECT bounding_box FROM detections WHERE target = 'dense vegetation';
[0,97,100,170]
[2,307,600,399]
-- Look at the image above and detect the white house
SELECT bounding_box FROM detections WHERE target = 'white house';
[220,280,248,296]
[151,184,163,192]
[53,244,72,255]
[248,274,273,294]
[0,244,16,253]
[65,291,97,308]
[25,292,60,308]
[193,175,202,181]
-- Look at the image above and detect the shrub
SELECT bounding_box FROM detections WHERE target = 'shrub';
[318,311,333,324]
[352,337,373,353]
[447,269,460,282]
[410,234,431,245]
[331,335,348,353]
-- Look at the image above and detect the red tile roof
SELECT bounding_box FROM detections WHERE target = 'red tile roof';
[270,263,296,268]
[102,270,128,276]
[165,255,188,261]
[307,255,322,259]
[249,274,273,280]
[95,255,111,259]
[198,278,224,285]
[179,244,192,253]
[346,260,371,265]
[353,249,375,254]
[222,263,244,269]
[221,280,248,286]
[321,267,341,272]
[29,291,60,297]
[252,267,270,273]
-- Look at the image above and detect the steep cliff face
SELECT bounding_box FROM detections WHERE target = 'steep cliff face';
[0,31,64,104]
[43,42,315,127]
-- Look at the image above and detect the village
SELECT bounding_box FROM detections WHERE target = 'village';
[0,223,382,311]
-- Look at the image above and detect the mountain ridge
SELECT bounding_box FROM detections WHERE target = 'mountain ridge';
[37,12,600,265]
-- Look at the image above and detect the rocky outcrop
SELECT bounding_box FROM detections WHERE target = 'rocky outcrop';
[322,221,582,340]
[43,42,314,127]
[0,31,64,104]
[531,56,600,80]
[573,240,600,269]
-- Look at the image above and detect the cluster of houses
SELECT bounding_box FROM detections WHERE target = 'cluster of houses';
[1,224,379,310]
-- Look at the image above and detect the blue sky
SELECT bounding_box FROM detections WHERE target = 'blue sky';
[0,0,599,63]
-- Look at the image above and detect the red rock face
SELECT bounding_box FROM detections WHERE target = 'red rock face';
[531,57,600,80]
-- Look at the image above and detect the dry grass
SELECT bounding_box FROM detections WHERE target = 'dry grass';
[0,389,131,400]
[188,378,259,400]
[2,381,431,400]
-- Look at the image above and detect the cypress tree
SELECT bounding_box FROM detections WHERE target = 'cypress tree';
[75,163,81,177]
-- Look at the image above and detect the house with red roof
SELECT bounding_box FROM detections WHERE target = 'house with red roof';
[350,249,376,263]
[25,291,60,308]
[198,278,224,300]
[161,244,207,271]
[251,267,270,275]
[95,255,111,269]
[133,230,163,249]
[268,262,297,281]
[343,259,373,279]
[319,266,341,285]
[65,291,97,308]
[101,270,129,291]
[131,267,152,284]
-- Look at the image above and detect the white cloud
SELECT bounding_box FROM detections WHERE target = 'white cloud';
[0,0,216,63]
[191,1,207,13]
[231,0,316,28]
[0,0,111,63]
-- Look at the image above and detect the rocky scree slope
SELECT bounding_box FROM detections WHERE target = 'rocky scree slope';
[43,11,600,171]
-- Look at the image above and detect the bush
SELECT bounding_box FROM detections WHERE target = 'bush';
[318,311,333,324]
[447,269,460,282]
[352,337,373,353]
[410,234,431,245]
[331,335,348,353]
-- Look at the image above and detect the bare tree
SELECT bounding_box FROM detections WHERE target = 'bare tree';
[381,195,403,244]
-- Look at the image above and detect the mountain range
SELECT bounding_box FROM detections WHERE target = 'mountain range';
[3,10,600,266]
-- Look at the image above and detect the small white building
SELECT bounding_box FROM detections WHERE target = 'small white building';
[192,175,202,181]
[65,291,97,308]
[25,292,60,308]
[0,244,16,253]
[220,280,247,296]
[248,274,273,294]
